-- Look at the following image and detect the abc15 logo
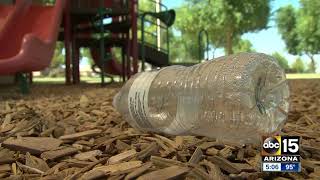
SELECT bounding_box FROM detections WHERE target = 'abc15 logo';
[261,136,300,156]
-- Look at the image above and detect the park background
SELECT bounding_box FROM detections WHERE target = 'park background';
[37,0,320,82]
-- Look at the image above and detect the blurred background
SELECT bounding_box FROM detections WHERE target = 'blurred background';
[38,0,320,81]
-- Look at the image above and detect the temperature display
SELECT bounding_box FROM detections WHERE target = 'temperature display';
[281,163,301,172]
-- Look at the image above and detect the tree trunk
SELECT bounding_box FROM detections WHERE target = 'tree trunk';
[308,54,316,73]
[225,28,233,55]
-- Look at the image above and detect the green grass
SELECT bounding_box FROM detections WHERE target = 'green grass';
[286,73,320,79]
[33,76,113,84]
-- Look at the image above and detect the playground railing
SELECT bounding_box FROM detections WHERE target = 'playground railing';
[138,0,169,53]
[138,0,171,71]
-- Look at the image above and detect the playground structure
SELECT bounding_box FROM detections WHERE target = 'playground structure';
[63,0,177,85]
[0,0,177,87]
[0,0,65,89]
[0,0,212,89]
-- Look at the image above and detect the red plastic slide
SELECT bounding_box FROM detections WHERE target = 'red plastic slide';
[90,47,128,76]
[0,0,65,75]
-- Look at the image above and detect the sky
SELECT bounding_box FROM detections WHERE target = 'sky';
[163,0,319,71]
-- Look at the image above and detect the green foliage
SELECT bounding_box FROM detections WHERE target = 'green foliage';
[276,6,299,54]
[306,60,317,73]
[291,57,305,73]
[51,41,64,69]
[47,43,94,77]
[37,0,55,5]
[80,48,93,65]
[175,0,270,55]
[233,39,255,53]
[111,47,122,63]
[41,41,64,77]
[170,34,200,63]
[138,0,156,12]
[272,52,290,71]
[276,0,320,72]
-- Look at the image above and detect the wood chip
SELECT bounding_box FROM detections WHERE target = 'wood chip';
[25,152,50,172]
[41,147,78,160]
[80,169,106,180]
[232,163,256,172]
[96,161,142,173]
[301,159,319,172]
[43,162,68,176]
[143,137,174,155]
[208,155,241,174]
[66,157,109,180]
[188,165,212,179]
[108,149,137,164]
[198,141,221,150]
[40,127,56,137]
[151,156,186,168]
[136,142,158,160]
[302,144,320,154]
[0,173,9,179]
[218,146,233,159]
[246,154,261,171]
[115,140,131,151]
[206,147,220,156]
[74,150,102,161]
[124,162,153,180]
[154,134,178,149]
[200,159,225,180]
[91,110,106,116]
[2,137,62,155]
[175,136,184,149]
[229,172,266,179]
[63,159,93,168]
[1,114,12,129]
[0,124,14,133]
[237,148,245,161]
[79,95,89,108]
[137,166,189,180]
[0,149,15,165]
[16,161,44,174]
[188,147,203,164]
[12,163,17,175]
[109,174,126,180]
[0,164,11,173]
[59,129,102,140]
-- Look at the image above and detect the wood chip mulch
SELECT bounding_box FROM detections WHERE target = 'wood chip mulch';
[0,80,319,180]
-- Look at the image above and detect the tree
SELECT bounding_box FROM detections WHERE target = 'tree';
[80,48,94,65]
[138,0,156,12]
[306,60,317,73]
[51,41,64,69]
[44,42,94,77]
[41,41,64,76]
[291,57,305,73]
[170,34,201,62]
[276,0,320,73]
[175,0,270,55]
[233,39,255,53]
[271,52,290,71]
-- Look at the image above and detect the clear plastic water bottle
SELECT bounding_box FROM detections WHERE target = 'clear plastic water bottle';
[113,53,289,144]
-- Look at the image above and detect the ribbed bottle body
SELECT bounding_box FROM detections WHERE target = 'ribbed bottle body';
[113,53,289,144]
